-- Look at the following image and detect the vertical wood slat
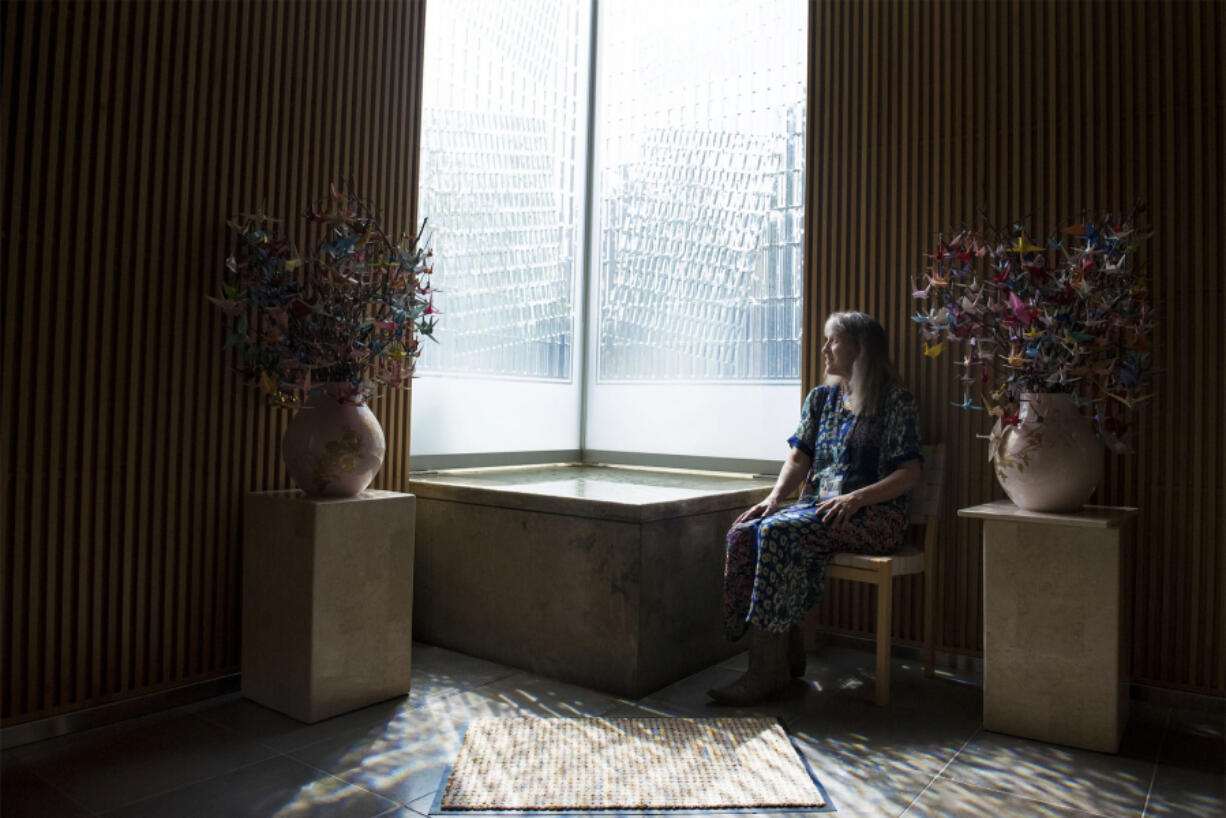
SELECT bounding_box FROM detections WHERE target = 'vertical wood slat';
[28,0,56,717]
[51,0,78,709]
[2,0,428,726]
[1184,0,1204,693]
[174,0,197,685]
[803,0,1226,694]
[1157,0,1179,687]
[69,0,98,706]
[1212,1,1225,695]
[1,0,24,721]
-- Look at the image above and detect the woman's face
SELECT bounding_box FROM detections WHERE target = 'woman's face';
[822,331,857,379]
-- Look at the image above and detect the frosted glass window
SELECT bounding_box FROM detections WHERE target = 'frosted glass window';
[583,0,806,465]
[417,0,585,379]
[596,0,806,382]
[412,0,588,463]
[413,0,806,467]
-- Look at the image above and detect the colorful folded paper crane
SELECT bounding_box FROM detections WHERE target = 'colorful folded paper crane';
[911,207,1155,453]
[212,182,438,408]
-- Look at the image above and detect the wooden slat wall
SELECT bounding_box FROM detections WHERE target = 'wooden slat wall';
[803,0,1225,697]
[1,0,427,725]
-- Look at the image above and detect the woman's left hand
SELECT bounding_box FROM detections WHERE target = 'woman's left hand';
[815,491,865,528]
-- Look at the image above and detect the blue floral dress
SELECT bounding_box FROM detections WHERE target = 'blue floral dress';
[722,382,923,640]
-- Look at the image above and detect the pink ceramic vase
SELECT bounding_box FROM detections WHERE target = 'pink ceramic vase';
[992,392,1104,512]
[281,386,386,498]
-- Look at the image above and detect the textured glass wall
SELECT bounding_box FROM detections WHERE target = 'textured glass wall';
[597,0,806,381]
[418,0,584,379]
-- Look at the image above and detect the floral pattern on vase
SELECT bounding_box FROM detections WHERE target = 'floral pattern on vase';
[991,392,1103,512]
[282,387,386,498]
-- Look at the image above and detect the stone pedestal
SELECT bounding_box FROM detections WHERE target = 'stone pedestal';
[410,465,775,698]
[958,499,1136,753]
[242,490,415,723]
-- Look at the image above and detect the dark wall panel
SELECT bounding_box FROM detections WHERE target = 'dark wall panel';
[2,0,427,724]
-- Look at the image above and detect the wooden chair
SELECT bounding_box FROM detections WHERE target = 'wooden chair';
[819,442,946,706]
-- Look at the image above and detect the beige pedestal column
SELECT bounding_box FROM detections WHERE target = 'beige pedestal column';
[242,490,415,723]
[958,500,1136,753]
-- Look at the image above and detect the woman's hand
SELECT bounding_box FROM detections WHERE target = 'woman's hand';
[815,491,865,528]
[735,495,781,524]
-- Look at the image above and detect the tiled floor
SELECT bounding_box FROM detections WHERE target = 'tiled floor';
[2,643,1222,817]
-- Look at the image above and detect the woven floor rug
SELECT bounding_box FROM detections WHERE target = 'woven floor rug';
[440,716,825,811]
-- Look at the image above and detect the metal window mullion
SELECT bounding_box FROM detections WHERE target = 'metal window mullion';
[577,0,600,455]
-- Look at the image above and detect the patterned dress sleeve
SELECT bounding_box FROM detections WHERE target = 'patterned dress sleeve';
[786,387,824,459]
[882,386,923,469]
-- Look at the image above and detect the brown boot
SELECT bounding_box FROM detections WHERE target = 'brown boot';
[788,625,807,678]
[708,628,790,706]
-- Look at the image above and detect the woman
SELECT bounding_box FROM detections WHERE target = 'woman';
[709,311,923,705]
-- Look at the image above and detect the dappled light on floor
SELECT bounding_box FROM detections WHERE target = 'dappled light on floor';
[2,642,1219,818]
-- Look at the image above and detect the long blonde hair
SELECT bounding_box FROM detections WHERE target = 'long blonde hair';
[823,311,902,416]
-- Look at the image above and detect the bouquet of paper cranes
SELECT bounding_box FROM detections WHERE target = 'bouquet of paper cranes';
[911,208,1156,456]
[210,183,439,408]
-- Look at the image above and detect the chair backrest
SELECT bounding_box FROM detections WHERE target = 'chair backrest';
[909,443,946,525]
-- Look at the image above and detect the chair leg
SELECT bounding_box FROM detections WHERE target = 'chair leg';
[923,535,937,678]
[924,586,937,678]
[875,566,892,706]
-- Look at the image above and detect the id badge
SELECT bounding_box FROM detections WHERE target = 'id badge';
[818,473,843,500]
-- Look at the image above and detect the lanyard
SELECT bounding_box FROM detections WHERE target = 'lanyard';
[830,386,856,466]
[816,387,855,499]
